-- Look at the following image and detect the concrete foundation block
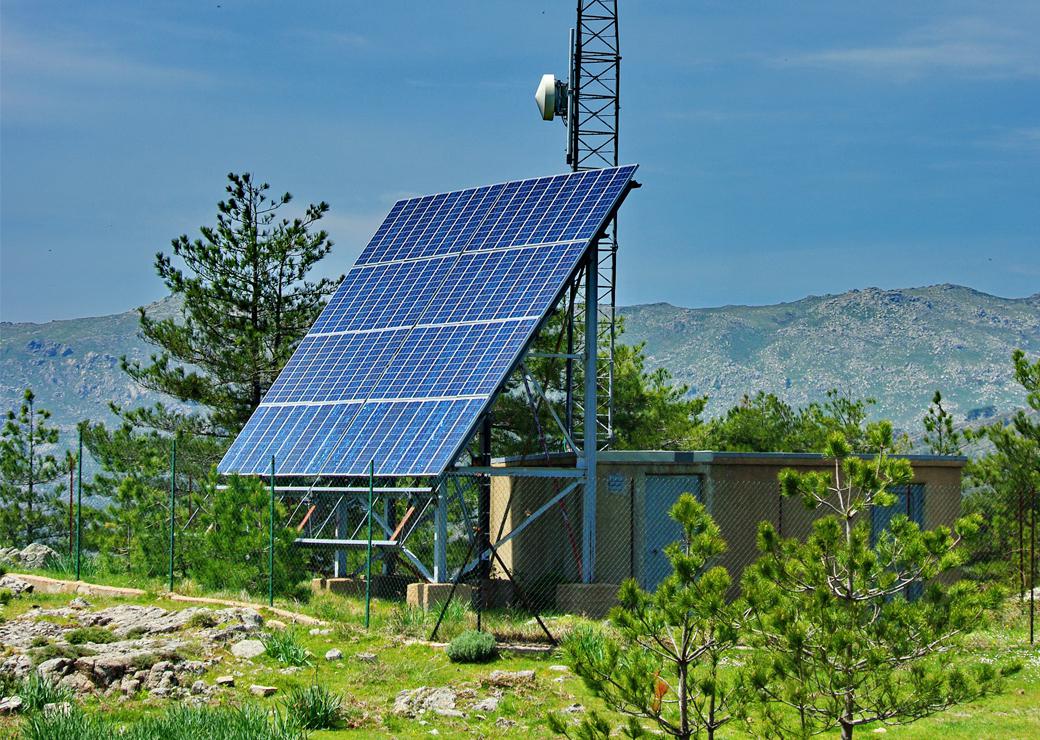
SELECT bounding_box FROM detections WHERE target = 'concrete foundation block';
[406,582,474,610]
[310,578,326,594]
[556,583,621,619]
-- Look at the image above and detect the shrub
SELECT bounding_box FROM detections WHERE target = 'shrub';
[125,626,148,639]
[30,643,94,665]
[186,611,218,629]
[261,629,311,667]
[445,629,497,663]
[283,682,343,730]
[0,588,12,605]
[388,599,469,640]
[66,627,116,645]
[18,672,73,713]
[30,636,49,648]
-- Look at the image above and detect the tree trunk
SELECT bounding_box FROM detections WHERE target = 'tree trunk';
[840,720,854,740]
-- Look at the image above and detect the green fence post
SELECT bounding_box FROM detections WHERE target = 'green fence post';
[269,455,276,608]
[169,438,176,593]
[75,428,83,581]
[365,459,374,629]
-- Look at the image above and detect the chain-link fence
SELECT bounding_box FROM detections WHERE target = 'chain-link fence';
[34,439,1034,646]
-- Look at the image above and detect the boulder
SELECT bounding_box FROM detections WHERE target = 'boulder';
[325,648,343,661]
[58,672,95,695]
[18,543,58,569]
[393,686,458,717]
[44,701,73,717]
[1,654,33,680]
[68,597,92,610]
[472,696,500,712]
[190,680,208,695]
[0,696,23,715]
[215,675,235,687]
[250,684,278,697]
[486,669,536,687]
[230,639,266,659]
[356,652,377,663]
[0,575,33,596]
[36,658,73,684]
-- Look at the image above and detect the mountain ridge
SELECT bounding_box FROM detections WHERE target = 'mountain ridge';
[2,285,1037,445]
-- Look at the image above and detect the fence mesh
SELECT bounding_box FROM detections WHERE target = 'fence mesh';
[15,439,1034,647]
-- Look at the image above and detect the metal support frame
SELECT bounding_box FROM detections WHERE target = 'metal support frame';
[567,0,621,448]
[581,247,598,582]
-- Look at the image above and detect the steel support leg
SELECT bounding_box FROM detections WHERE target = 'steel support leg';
[582,250,598,583]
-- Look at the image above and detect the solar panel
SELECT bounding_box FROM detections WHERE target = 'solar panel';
[218,165,638,477]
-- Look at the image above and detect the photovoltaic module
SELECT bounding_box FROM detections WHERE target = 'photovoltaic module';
[218,165,638,477]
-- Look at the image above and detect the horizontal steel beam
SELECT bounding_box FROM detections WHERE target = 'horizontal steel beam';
[296,538,398,548]
[450,466,585,478]
[217,485,432,496]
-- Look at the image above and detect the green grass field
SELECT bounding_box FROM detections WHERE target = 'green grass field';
[1,579,1037,739]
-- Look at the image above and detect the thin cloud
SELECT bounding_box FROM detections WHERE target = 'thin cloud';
[2,29,212,87]
[775,15,1040,80]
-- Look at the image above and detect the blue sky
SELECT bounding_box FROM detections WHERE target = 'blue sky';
[1,0,1037,323]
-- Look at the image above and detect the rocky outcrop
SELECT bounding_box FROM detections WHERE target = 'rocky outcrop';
[0,601,262,698]
[0,544,58,570]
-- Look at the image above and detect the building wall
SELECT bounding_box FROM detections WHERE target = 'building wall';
[491,453,964,607]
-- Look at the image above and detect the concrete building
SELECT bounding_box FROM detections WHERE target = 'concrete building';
[490,451,966,616]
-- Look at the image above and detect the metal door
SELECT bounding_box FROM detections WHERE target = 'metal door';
[643,475,702,590]
[871,484,925,599]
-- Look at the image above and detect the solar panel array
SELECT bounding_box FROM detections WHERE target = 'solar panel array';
[218,165,638,477]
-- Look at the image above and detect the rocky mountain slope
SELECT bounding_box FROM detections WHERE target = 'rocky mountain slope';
[620,284,1040,432]
[2,285,1037,446]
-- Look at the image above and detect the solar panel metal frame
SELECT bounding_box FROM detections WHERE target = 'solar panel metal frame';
[218,166,638,478]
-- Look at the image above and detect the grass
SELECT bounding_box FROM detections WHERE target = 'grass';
[16,673,73,713]
[283,681,345,730]
[261,629,312,667]
[2,576,1036,739]
[20,704,306,740]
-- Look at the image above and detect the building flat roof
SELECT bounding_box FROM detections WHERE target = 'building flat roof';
[494,450,968,468]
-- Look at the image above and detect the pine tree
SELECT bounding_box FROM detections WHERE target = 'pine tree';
[743,423,1011,739]
[122,171,340,438]
[549,494,747,740]
[0,389,64,546]
[922,390,962,455]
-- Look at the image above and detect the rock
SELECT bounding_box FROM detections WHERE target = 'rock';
[157,671,178,691]
[250,684,278,697]
[44,701,73,717]
[58,672,95,695]
[356,652,377,663]
[0,575,33,596]
[325,648,343,661]
[215,675,235,687]
[549,664,569,672]
[68,597,92,610]
[278,666,302,675]
[37,658,73,684]
[1,654,33,679]
[434,708,464,718]
[179,660,206,675]
[146,661,175,690]
[495,718,517,729]
[486,669,535,687]
[266,619,287,630]
[308,628,331,636]
[563,703,584,714]
[0,696,23,715]
[231,639,266,659]
[393,686,458,717]
[88,654,134,687]
[120,677,141,696]
[872,729,887,735]
[190,680,208,695]
[18,543,58,569]
[472,696,500,712]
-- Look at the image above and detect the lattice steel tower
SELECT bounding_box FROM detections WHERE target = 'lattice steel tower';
[535,0,621,447]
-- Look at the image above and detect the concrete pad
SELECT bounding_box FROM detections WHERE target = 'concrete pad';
[555,583,621,618]
[406,583,473,610]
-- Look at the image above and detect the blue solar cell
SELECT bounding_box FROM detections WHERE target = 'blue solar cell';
[219,165,637,477]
